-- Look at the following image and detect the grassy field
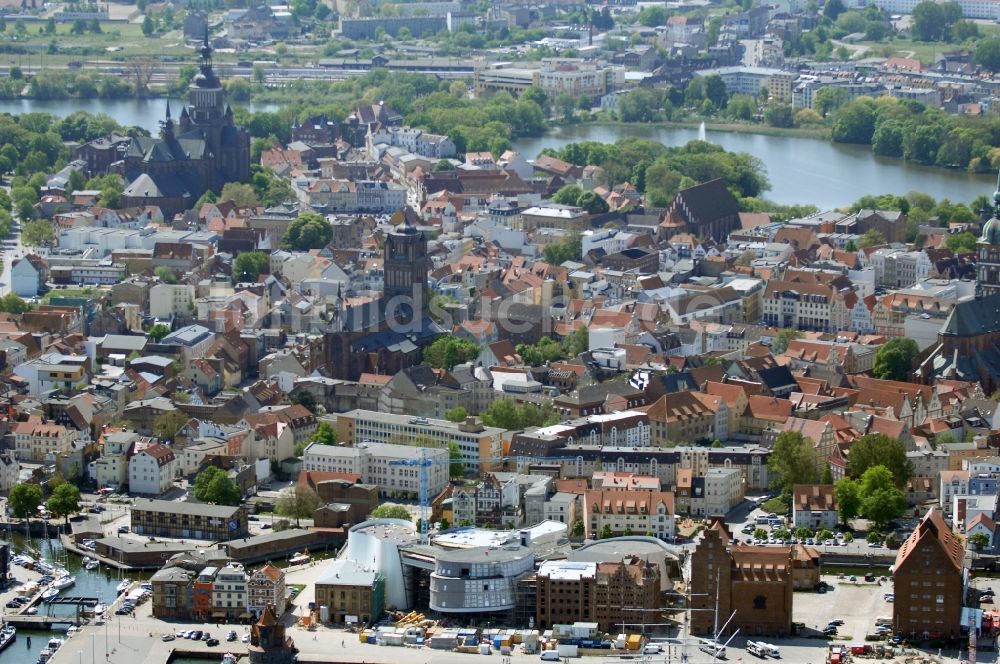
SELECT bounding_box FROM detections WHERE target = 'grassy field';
[42,286,105,302]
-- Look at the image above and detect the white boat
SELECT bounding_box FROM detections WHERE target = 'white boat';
[81,556,93,564]
[51,576,75,591]
[25,607,37,615]
[116,580,130,594]
[85,560,98,571]
[46,638,63,651]
[92,604,107,616]
[37,648,52,663]
[223,653,238,664]
[40,589,59,602]
[64,627,80,637]
[0,624,16,653]
[288,553,310,565]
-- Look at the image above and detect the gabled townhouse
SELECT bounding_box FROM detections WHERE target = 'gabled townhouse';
[128,443,177,495]
[13,416,76,462]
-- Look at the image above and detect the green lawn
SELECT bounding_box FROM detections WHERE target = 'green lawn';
[42,286,104,302]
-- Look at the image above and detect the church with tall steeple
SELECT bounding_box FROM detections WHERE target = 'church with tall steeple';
[118,33,250,217]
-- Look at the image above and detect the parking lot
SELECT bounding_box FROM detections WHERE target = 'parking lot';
[795,575,894,642]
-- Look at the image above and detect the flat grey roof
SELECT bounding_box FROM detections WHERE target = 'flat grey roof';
[132,498,242,519]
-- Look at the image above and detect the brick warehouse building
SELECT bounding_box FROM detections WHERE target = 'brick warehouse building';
[892,508,966,639]
[690,518,794,638]
[534,555,661,632]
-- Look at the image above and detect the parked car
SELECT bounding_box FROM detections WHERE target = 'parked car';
[162,635,175,642]
[226,631,237,642]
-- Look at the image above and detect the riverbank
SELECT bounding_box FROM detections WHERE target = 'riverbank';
[552,118,832,141]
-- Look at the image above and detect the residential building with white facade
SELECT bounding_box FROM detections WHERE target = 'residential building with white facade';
[128,443,177,495]
[150,284,197,319]
[212,563,248,621]
[334,410,503,474]
[13,353,88,396]
[302,441,449,498]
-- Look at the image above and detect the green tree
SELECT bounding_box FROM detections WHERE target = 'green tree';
[542,233,582,264]
[637,5,667,26]
[795,527,813,540]
[193,466,241,506]
[152,409,189,442]
[371,503,411,520]
[834,477,861,525]
[831,99,876,144]
[859,465,905,528]
[142,14,154,36]
[618,87,666,122]
[846,433,912,486]
[154,265,177,284]
[813,87,850,117]
[297,421,336,456]
[572,519,585,538]
[763,103,795,128]
[824,0,846,19]
[934,431,957,448]
[282,211,333,250]
[517,337,565,366]
[423,337,480,370]
[147,323,171,342]
[46,483,81,524]
[970,532,991,550]
[975,38,1000,72]
[21,220,55,247]
[771,328,803,354]
[577,191,609,215]
[289,389,317,414]
[9,483,42,520]
[552,184,584,205]
[754,527,769,540]
[233,251,269,284]
[219,182,259,208]
[872,337,919,381]
[945,231,977,253]
[448,441,465,479]
[768,431,819,495]
[275,484,320,526]
[600,523,613,539]
[445,407,468,423]
[481,398,559,430]
[0,294,30,314]
[857,228,886,248]
[564,325,589,357]
[820,465,833,484]
[439,517,451,531]
[433,159,455,172]
[703,75,728,109]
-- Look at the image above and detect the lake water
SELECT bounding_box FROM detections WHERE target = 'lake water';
[0,97,991,209]
[512,123,996,209]
[0,99,280,130]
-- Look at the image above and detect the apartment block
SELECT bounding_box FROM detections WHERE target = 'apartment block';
[302,441,449,499]
[582,489,676,541]
[334,410,502,475]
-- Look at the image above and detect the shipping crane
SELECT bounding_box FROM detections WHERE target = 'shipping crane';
[388,452,590,542]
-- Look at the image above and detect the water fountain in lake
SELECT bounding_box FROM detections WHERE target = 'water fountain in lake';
[698,121,707,141]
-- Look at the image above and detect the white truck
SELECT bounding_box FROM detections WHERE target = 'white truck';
[556,644,579,658]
